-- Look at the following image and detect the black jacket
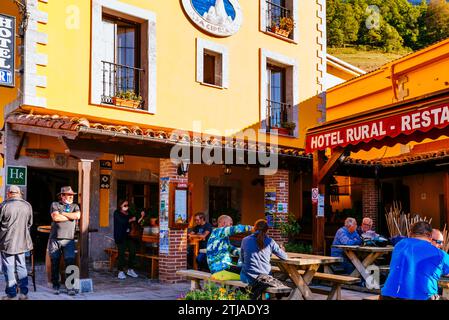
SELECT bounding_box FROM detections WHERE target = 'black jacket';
[113,210,131,244]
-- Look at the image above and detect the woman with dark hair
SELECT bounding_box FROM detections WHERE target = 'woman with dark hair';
[240,219,288,285]
[113,199,141,279]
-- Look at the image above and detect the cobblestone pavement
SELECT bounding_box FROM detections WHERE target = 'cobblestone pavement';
[0,264,375,300]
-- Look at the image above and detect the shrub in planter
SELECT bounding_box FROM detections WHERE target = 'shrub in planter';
[179,282,251,300]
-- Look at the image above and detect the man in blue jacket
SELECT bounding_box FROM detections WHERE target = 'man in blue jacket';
[331,217,362,274]
[381,221,449,300]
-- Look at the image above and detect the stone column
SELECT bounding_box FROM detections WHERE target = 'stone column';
[158,159,188,283]
[362,179,379,229]
[265,169,289,244]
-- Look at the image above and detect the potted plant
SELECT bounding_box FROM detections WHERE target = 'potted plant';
[279,213,302,242]
[281,121,296,135]
[271,16,294,38]
[112,90,143,109]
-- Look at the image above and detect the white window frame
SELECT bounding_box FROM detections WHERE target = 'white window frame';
[260,0,299,43]
[91,0,157,113]
[260,48,299,136]
[196,38,229,89]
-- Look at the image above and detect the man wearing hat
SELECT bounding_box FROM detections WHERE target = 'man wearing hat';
[0,185,34,300]
[48,186,81,295]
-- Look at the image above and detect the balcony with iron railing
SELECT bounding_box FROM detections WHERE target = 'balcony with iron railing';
[101,61,145,110]
[266,100,295,136]
[266,1,294,39]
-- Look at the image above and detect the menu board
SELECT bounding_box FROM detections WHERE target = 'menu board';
[169,182,192,229]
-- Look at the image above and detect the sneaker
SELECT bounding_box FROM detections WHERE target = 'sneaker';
[118,271,126,280]
[18,293,28,300]
[67,289,76,296]
[1,295,17,300]
[126,269,138,278]
[53,288,60,295]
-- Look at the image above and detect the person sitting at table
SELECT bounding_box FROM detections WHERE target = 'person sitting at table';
[357,217,375,237]
[330,217,362,274]
[381,221,449,300]
[206,215,253,280]
[431,229,444,250]
[187,212,213,270]
[240,219,288,285]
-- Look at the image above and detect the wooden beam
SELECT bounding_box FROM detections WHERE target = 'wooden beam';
[14,132,26,160]
[10,124,78,140]
[312,150,326,255]
[318,148,346,184]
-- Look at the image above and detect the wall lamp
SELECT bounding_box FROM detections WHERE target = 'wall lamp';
[114,154,124,164]
[177,159,190,176]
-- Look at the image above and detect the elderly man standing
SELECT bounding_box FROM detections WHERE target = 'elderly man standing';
[48,186,81,296]
[0,185,34,300]
[331,217,362,274]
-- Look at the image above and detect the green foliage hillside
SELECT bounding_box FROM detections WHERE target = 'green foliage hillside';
[327,0,449,52]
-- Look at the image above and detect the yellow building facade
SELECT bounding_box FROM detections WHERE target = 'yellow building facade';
[323,38,449,236]
[0,0,328,281]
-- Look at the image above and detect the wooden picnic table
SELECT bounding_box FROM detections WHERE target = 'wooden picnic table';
[332,245,393,286]
[271,252,343,300]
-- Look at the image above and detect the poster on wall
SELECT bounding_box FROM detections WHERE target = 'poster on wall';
[159,229,169,254]
[277,202,288,214]
[160,177,169,224]
[264,187,276,214]
[317,194,325,217]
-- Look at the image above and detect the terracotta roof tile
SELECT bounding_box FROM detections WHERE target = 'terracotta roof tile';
[6,111,310,158]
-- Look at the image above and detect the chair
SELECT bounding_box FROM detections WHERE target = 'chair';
[26,250,36,292]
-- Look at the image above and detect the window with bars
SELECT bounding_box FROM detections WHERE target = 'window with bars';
[100,15,145,109]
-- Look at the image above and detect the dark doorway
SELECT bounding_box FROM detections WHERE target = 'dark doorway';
[209,186,235,223]
[27,168,78,262]
[117,181,159,216]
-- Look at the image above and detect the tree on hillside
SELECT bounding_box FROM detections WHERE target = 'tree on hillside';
[326,0,446,52]
[422,0,449,46]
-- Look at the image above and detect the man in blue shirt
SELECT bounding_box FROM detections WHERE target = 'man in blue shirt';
[381,221,449,300]
[331,217,362,274]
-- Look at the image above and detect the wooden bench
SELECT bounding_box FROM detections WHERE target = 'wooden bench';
[363,295,380,300]
[176,269,293,298]
[272,266,360,300]
[105,248,159,279]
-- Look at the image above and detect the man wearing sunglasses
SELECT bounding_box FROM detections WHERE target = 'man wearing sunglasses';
[431,229,444,249]
[381,221,449,300]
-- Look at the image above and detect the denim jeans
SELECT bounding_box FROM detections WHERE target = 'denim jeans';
[1,252,28,298]
[48,239,76,289]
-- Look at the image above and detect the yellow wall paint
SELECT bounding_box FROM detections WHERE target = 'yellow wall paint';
[17,0,323,150]
[99,185,109,227]
[401,173,443,227]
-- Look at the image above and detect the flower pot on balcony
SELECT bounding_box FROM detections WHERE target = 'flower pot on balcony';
[273,26,291,38]
[112,97,141,109]
[273,127,290,135]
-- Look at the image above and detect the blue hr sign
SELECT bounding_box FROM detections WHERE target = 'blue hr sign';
[0,69,12,85]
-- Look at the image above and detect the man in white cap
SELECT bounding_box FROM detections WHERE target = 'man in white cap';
[0,185,34,300]
[48,186,80,295]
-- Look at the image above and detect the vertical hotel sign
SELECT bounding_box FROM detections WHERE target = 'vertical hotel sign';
[0,14,15,87]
